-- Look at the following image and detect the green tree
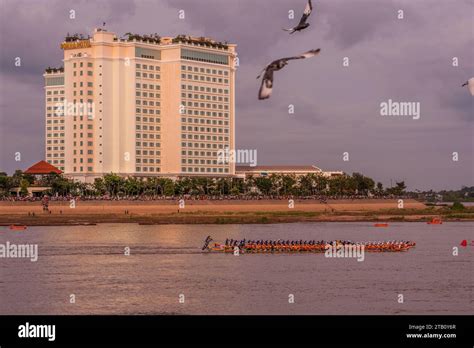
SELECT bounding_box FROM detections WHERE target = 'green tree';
[0,173,14,197]
[280,174,297,196]
[103,173,123,196]
[375,182,384,196]
[93,178,106,195]
[387,181,407,196]
[451,201,465,211]
[11,170,24,187]
[50,176,74,196]
[216,178,231,195]
[298,174,314,196]
[352,172,375,195]
[164,180,175,196]
[255,177,272,195]
[244,175,256,194]
[19,178,29,196]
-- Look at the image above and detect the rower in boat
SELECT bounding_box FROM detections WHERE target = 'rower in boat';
[203,237,416,254]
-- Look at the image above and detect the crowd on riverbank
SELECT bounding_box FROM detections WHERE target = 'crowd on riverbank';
[0,194,410,202]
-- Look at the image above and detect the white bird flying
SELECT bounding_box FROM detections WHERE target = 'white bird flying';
[257,48,321,100]
[283,0,313,34]
[461,77,474,96]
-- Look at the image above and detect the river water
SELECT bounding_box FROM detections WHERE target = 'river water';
[0,222,472,314]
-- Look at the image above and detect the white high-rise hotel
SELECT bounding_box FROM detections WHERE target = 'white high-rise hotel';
[44,29,237,182]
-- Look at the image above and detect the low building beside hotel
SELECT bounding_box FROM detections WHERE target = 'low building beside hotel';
[235,165,343,179]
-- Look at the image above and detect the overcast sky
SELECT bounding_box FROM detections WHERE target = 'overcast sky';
[0,0,472,190]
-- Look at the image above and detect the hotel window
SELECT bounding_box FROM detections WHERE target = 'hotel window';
[87,62,93,67]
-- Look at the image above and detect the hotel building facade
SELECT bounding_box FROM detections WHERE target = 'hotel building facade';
[44,29,237,182]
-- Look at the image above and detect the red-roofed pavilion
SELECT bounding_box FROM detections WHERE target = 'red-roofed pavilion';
[24,160,62,175]
[8,161,63,197]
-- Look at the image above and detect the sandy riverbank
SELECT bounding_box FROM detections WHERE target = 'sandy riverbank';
[0,199,471,225]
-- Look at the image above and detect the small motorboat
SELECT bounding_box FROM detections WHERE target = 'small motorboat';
[9,225,27,230]
[427,218,442,225]
[374,223,389,227]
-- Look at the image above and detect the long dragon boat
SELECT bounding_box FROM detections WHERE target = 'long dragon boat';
[202,236,415,254]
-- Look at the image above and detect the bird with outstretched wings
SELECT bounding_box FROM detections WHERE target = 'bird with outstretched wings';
[257,49,321,100]
[283,0,313,34]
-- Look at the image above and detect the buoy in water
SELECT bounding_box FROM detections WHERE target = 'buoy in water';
[427,218,442,225]
[9,225,27,230]
[460,240,467,247]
